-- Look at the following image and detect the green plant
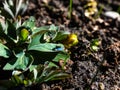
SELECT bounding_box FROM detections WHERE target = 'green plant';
[0,16,72,88]
[90,39,100,51]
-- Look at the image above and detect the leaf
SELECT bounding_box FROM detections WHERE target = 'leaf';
[44,71,70,81]
[0,43,11,58]
[22,16,35,30]
[47,52,70,68]
[28,33,44,48]
[36,69,70,83]
[29,65,37,72]
[32,26,50,35]
[5,20,17,40]
[11,75,23,86]
[32,24,57,35]
[28,43,64,52]
[52,31,70,41]
[3,51,33,70]
[49,24,58,31]
[32,68,38,80]
[2,0,14,19]
[0,23,15,44]
[53,52,70,62]
[27,65,44,82]
[15,0,23,16]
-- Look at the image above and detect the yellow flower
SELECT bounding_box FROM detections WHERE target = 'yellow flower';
[84,0,98,18]
[62,34,78,48]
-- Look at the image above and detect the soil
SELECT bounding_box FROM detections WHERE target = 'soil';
[1,0,120,90]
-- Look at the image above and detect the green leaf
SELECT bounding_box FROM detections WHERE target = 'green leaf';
[53,52,70,62]
[52,31,70,41]
[0,43,11,58]
[11,75,23,86]
[29,65,37,72]
[5,20,17,40]
[44,71,70,81]
[49,24,58,31]
[91,39,100,46]
[22,16,35,30]
[28,43,64,52]
[3,51,33,70]
[32,26,50,34]
[36,69,70,83]
[2,0,15,19]
[48,52,70,68]
[15,0,23,16]
[28,33,45,48]
[32,24,57,35]
[47,62,59,68]
[32,68,38,80]
[0,23,15,44]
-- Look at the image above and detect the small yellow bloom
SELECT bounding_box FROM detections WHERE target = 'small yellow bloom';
[62,34,78,48]
[84,0,98,18]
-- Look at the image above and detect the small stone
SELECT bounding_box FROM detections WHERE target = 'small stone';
[104,11,120,19]
[99,82,105,90]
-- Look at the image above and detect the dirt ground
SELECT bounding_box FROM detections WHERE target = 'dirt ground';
[10,0,120,90]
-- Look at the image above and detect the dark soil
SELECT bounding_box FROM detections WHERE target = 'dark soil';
[1,0,120,90]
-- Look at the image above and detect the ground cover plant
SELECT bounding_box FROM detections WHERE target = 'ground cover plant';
[0,0,78,89]
[0,0,120,90]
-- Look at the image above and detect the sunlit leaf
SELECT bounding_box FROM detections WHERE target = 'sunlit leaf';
[0,43,11,58]
[53,52,69,62]
[52,31,69,41]
[28,43,64,52]
[22,16,35,30]
[3,0,14,18]
[3,51,33,70]
[49,24,58,31]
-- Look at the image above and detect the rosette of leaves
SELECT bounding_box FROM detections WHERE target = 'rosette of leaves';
[0,17,71,88]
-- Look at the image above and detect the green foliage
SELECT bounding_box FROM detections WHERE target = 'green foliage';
[0,0,79,88]
[90,39,100,51]
[0,16,71,88]
[0,0,29,20]
[0,43,11,58]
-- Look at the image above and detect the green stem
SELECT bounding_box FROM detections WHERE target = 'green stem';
[68,0,73,19]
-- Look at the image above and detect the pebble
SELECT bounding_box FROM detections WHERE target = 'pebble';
[98,82,105,90]
[104,11,120,20]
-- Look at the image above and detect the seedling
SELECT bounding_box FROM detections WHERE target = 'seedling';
[90,39,100,51]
